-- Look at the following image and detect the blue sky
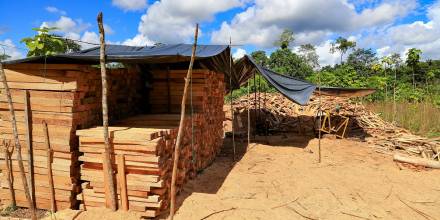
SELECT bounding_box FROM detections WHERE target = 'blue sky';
[0,0,439,65]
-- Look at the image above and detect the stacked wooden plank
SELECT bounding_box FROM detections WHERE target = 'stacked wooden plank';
[77,69,225,218]
[0,64,144,210]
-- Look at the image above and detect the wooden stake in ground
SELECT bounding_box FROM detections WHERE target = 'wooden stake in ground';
[169,23,199,220]
[229,38,236,161]
[0,63,37,220]
[247,79,250,149]
[318,66,322,163]
[97,12,117,211]
[42,121,56,212]
[3,139,16,207]
[24,90,36,208]
[117,154,129,211]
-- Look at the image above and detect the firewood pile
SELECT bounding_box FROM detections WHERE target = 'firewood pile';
[232,92,440,162]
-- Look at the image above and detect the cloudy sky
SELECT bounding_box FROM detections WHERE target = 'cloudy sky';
[0,0,438,66]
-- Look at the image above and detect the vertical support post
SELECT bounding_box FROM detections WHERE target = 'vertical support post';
[247,79,250,149]
[169,23,199,220]
[43,121,56,213]
[229,38,236,161]
[97,12,117,211]
[318,66,322,163]
[0,63,37,220]
[24,90,35,207]
[253,73,256,139]
[117,154,128,211]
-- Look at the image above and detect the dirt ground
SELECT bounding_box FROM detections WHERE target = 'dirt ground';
[46,134,440,220]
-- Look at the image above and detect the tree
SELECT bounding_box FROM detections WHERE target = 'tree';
[381,56,393,100]
[268,48,313,79]
[330,37,356,63]
[251,50,269,67]
[405,48,422,89]
[274,29,294,49]
[21,27,81,57]
[298,44,319,69]
[346,48,377,76]
[0,54,11,61]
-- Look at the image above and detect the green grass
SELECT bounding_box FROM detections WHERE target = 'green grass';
[365,101,440,137]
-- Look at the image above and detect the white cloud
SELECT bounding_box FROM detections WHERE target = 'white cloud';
[104,24,115,35]
[233,48,247,59]
[315,40,340,66]
[112,0,148,11]
[122,34,154,46]
[211,0,416,48]
[0,39,24,60]
[365,1,440,60]
[45,6,66,15]
[80,31,100,49]
[41,16,91,34]
[136,0,245,43]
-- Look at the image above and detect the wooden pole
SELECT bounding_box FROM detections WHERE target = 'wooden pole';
[229,38,236,161]
[97,12,117,211]
[253,73,256,139]
[24,90,35,208]
[0,63,37,220]
[318,66,322,163]
[43,121,56,212]
[117,154,129,211]
[247,79,250,149]
[169,23,199,220]
[3,140,16,207]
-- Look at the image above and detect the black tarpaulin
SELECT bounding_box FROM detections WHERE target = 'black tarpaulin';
[235,55,317,105]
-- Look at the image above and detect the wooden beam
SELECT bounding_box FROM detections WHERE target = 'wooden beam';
[97,11,117,211]
[3,140,16,207]
[0,63,37,220]
[169,23,199,220]
[43,121,56,213]
[24,90,36,208]
[117,154,129,211]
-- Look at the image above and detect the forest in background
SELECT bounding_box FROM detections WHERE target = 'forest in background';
[229,30,440,137]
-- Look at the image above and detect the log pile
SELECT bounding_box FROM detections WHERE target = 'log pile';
[232,92,440,162]
[76,69,225,217]
[0,64,143,210]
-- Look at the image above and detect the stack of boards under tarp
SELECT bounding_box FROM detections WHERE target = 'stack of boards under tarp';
[0,64,142,210]
[76,70,225,218]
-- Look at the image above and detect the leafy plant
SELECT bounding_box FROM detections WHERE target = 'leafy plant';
[21,27,81,57]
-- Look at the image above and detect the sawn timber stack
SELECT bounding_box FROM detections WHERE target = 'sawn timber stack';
[76,69,225,217]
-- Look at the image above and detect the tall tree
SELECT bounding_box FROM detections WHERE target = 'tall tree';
[269,48,313,79]
[274,29,294,49]
[251,50,269,67]
[298,44,319,69]
[330,37,356,63]
[346,48,377,76]
[381,56,393,101]
[405,48,422,89]
[21,27,81,57]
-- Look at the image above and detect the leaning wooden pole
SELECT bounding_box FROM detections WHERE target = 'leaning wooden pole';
[318,66,322,163]
[0,63,37,220]
[97,12,117,211]
[43,121,56,213]
[247,79,250,149]
[169,23,199,220]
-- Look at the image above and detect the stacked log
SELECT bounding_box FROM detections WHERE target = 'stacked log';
[0,64,143,210]
[76,69,225,217]
[232,92,440,162]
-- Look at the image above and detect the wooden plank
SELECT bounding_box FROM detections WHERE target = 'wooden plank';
[117,154,129,211]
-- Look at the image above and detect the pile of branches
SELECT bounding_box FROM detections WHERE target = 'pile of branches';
[232,92,440,163]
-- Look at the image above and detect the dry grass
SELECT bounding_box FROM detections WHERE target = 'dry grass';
[365,101,440,137]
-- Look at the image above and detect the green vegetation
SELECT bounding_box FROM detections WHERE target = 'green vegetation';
[21,27,81,56]
[228,29,440,136]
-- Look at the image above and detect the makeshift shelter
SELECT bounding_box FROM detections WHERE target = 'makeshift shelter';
[0,44,229,217]
[0,44,374,217]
